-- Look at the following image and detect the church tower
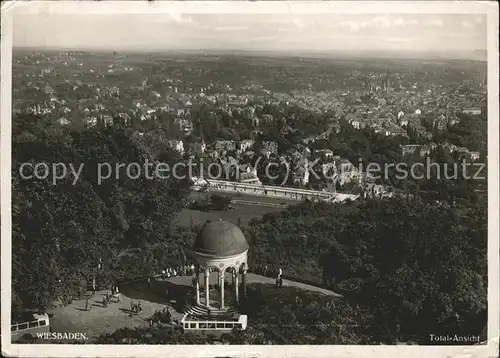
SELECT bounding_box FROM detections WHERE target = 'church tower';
[385,69,391,92]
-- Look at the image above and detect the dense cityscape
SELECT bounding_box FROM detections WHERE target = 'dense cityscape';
[13,50,487,198]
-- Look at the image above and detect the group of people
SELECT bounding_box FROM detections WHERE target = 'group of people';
[160,264,196,279]
[130,300,143,314]
[89,286,122,309]
[148,307,172,327]
[252,264,284,281]
[85,283,122,310]
[103,286,121,307]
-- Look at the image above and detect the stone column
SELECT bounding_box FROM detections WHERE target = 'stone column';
[195,265,200,305]
[204,267,210,308]
[242,266,247,298]
[220,270,225,309]
[235,270,239,303]
[195,280,200,305]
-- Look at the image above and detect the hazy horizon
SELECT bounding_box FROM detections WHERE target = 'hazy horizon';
[12,46,487,62]
[13,13,487,61]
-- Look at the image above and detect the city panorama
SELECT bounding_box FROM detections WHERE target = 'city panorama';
[6,8,492,348]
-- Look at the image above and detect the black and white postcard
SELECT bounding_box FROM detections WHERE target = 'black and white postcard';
[1,1,499,357]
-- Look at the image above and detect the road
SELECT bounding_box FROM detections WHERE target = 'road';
[230,199,289,209]
[191,179,359,203]
[165,272,342,297]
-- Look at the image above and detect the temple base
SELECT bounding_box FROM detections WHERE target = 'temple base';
[182,304,247,331]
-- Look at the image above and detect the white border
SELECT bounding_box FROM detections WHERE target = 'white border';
[1,1,499,357]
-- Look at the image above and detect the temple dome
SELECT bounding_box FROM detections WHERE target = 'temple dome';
[193,220,249,258]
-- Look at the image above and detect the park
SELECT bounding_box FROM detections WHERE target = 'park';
[44,220,340,342]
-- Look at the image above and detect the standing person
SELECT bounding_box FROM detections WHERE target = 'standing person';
[115,286,121,302]
[276,267,283,287]
[92,278,96,295]
[166,307,172,323]
[85,298,90,311]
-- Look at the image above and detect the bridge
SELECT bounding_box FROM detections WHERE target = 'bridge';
[190,178,359,203]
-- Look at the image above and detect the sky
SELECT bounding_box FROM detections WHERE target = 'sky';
[13,13,487,58]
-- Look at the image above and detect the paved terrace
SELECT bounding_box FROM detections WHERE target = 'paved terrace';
[48,273,341,341]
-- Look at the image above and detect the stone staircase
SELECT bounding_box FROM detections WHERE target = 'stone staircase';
[184,304,239,321]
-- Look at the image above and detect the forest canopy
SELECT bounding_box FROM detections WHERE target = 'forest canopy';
[12,114,487,344]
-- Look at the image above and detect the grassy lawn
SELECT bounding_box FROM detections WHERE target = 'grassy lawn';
[176,204,285,228]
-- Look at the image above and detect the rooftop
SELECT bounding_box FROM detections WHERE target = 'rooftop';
[193,220,249,258]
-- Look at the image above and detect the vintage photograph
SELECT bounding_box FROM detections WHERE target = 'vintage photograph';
[1,1,498,357]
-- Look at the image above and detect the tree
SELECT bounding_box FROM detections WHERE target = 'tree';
[321,198,487,341]
[95,284,385,344]
[12,114,189,314]
[244,196,486,343]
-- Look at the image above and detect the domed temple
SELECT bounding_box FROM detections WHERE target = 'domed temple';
[181,220,249,331]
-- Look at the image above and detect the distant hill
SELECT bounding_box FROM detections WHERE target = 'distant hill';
[13,46,488,62]
[166,48,488,62]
